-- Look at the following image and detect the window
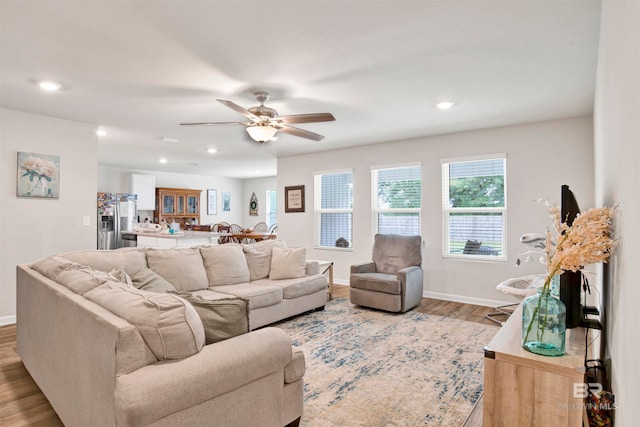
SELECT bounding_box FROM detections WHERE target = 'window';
[266,189,277,227]
[314,170,353,248]
[441,155,506,259]
[372,164,422,235]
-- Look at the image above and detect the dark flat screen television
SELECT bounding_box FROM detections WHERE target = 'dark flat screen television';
[560,185,586,329]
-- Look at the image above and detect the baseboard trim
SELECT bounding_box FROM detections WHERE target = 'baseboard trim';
[334,281,514,308]
[0,315,16,326]
[422,291,513,308]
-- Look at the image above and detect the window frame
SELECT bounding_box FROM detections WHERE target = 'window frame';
[441,154,507,261]
[266,189,277,227]
[371,162,422,236]
[314,169,354,251]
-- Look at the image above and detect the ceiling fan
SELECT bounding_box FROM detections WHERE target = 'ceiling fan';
[180,92,335,143]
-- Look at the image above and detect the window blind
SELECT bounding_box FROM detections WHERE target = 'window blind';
[372,165,422,236]
[442,157,506,258]
[315,171,353,248]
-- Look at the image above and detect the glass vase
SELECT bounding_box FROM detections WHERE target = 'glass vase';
[521,287,566,356]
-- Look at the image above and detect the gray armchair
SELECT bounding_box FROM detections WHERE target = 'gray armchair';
[350,234,423,312]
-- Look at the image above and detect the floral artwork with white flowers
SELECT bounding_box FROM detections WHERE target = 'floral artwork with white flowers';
[16,152,60,198]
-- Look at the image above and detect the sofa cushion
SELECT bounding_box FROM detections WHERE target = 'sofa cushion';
[30,256,85,281]
[171,292,249,344]
[253,274,327,299]
[56,267,125,295]
[131,268,177,293]
[61,248,148,276]
[200,244,250,286]
[350,272,401,295]
[190,289,242,300]
[109,268,133,286]
[212,283,283,310]
[242,239,288,281]
[145,248,209,291]
[269,247,306,280]
[84,281,205,360]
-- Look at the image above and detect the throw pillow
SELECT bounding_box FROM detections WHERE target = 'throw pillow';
[145,248,209,291]
[200,244,251,286]
[242,239,287,281]
[131,268,177,293]
[269,247,306,280]
[172,292,250,344]
[84,281,205,360]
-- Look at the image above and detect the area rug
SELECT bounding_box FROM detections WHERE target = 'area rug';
[274,298,498,427]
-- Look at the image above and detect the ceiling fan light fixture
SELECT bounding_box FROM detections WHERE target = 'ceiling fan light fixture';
[246,125,277,142]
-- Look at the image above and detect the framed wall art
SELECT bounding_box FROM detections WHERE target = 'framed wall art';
[249,192,258,216]
[222,191,231,212]
[16,152,60,198]
[207,189,217,215]
[285,185,305,213]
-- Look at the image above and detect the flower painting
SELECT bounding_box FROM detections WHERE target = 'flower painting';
[16,152,60,198]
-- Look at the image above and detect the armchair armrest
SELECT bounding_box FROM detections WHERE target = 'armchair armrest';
[306,261,319,275]
[115,327,293,426]
[397,265,423,286]
[398,265,421,275]
[397,265,424,312]
[351,262,376,274]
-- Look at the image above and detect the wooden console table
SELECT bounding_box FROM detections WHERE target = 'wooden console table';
[308,260,334,300]
[483,303,587,426]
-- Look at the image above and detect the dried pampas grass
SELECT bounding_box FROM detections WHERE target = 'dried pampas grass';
[543,202,616,286]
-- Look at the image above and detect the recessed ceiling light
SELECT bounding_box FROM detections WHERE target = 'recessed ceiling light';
[255,170,261,174]
[38,81,62,92]
[159,137,179,143]
[159,158,168,164]
[207,148,218,154]
[436,101,455,110]
[96,129,107,137]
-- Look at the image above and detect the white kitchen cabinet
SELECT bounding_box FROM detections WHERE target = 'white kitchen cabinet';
[129,174,156,210]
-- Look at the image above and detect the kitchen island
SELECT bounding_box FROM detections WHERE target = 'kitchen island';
[123,230,226,248]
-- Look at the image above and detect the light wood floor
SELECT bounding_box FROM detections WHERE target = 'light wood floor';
[1,285,498,426]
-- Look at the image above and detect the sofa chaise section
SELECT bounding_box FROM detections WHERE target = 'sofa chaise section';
[114,328,298,426]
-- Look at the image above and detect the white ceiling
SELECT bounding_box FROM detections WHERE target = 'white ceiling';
[0,0,601,179]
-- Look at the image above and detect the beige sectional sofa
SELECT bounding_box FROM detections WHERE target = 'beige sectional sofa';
[16,240,327,427]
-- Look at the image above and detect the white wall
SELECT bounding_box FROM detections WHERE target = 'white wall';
[98,166,245,226]
[277,117,594,306]
[594,1,640,423]
[242,176,277,228]
[0,108,98,324]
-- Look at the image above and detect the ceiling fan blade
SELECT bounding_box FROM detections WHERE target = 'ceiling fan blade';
[180,121,250,126]
[278,125,325,141]
[277,113,336,124]
[217,99,259,120]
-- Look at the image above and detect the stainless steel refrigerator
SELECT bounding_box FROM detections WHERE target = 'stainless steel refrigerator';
[97,192,138,249]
